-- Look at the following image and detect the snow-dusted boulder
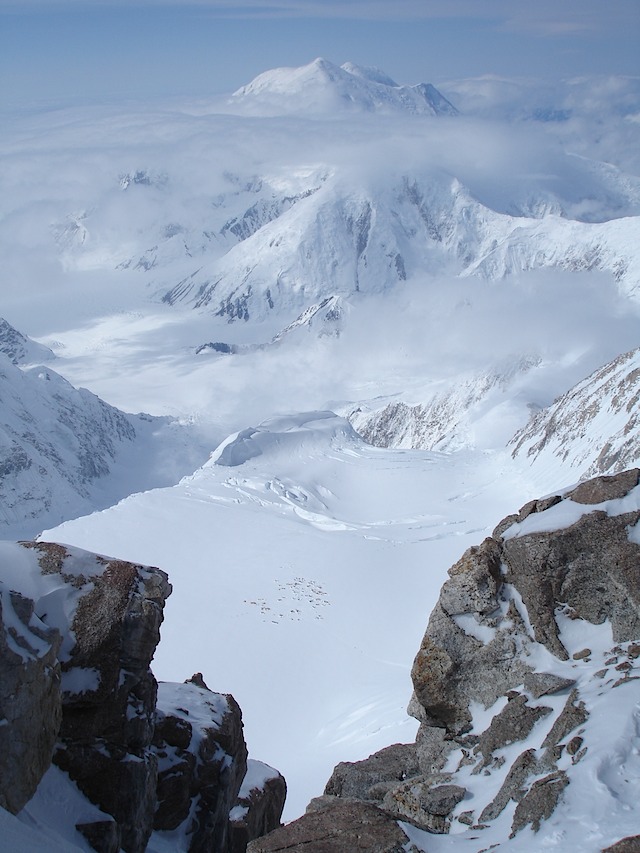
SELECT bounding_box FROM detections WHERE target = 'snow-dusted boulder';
[323,743,420,803]
[3,541,171,851]
[228,760,287,853]
[247,798,409,853]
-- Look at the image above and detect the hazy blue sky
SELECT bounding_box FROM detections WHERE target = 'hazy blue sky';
[1,0,638,108]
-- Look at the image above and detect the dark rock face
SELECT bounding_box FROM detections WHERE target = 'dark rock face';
[0,587,61,813]
[298,468,640,847]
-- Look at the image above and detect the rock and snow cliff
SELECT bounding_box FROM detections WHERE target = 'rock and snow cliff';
[0,541,285,852]
[249,468,640,852]
[0,353,136,535]
[346,342,640,486]
[346,357,542,453]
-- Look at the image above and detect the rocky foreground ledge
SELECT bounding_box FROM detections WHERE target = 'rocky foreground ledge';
[249,469,640,853]
[0,541,285,852]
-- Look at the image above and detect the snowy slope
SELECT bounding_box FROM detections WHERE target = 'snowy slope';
[160,166,640,321]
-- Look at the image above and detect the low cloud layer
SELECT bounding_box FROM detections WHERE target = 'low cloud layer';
[1,76,638,442]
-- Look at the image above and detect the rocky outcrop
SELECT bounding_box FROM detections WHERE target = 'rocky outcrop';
[603,838,640,853]
[324,743,420,803]
[10,542,171,852]
[0,541,285,852]
[266,468,640,849]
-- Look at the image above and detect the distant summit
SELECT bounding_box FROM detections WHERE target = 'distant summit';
[230,57,458,117]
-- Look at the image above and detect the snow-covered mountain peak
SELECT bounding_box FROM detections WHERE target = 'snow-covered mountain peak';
[229,57,458,117]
